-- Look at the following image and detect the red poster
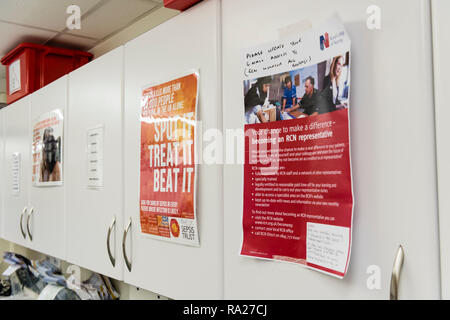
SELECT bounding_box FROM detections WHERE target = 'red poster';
[241,16,353,278]
[140,72,199,246]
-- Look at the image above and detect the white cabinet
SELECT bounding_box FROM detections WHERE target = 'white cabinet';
[431,0,450,299]
[2,96,31,247]
[222,0,440,299]
[1,78,67,261]
[65,47,124,280]
[27,76,67,259]
[123,0,223,299]
[0,108,5,239]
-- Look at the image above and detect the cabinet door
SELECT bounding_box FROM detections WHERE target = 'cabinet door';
[66,47,124,280]
[0,108,4,239]
[223,0,440,299]
[3,97,31,247]
[123,0,223,299]
[432,0,450,299]
[28,76,67,259]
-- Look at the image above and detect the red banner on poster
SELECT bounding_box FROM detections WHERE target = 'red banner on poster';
[242,109,352,277]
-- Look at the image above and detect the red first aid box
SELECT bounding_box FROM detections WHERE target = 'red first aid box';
[1,43,93,104]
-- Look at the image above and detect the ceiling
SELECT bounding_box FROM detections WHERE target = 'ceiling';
[0,0,168,92]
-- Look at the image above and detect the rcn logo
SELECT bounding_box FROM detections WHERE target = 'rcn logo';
[320,32,330,51]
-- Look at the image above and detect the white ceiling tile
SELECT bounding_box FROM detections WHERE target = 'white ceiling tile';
[0,21,57,58]
[67,0,160,39]
[0,0,103,32]
[45,33,99,51]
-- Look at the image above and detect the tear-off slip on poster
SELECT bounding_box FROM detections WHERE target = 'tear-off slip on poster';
[241,15,354,278]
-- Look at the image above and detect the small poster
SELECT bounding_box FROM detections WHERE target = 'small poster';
[241,15,353,278]
[32,109,64,186]
[11,152,20,195]
[139,71,199,246]
[87,126,104,188]
[9,59,21,94]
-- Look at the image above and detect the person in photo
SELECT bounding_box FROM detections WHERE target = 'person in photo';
[285,76,319,116]
[317,55,345,114]
[40,127,61,182]
[244,76,272,124]
[281,76,297,113]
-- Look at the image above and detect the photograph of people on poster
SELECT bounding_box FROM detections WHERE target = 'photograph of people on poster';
[32,109,63,186]
[243,52,350,124]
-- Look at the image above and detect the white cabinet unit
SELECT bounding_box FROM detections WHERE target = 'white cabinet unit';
[0,108,5,239]
[123,0,223,299]
[431,0,450,299]
[0,0,444,301]
[27,76,67,259]
[65,47,124,280]
[2,96,31,247]
[222,0,440,299]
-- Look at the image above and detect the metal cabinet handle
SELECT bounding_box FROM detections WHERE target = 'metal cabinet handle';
[107,216,116,267]
[122,217,132,272]
[26,207,34,241]
[20,207,27,239]
[390,245,405,300]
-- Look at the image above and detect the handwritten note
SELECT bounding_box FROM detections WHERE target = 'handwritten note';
[306,222,349,274]
[243,14,350,81]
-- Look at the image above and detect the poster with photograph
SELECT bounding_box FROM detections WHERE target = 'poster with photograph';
[139,71,199,246]
[32,109,64,187]
[241,15,354,278]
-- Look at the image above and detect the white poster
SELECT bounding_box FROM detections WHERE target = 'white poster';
[9,59,21,94]
[87,126,104,188]
[240,15,353,278]
[11,152,21,195]
[32,109,64,187]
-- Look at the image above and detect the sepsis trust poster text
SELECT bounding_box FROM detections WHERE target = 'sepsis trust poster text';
[241,15,354,278]
[140,72,199,246]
